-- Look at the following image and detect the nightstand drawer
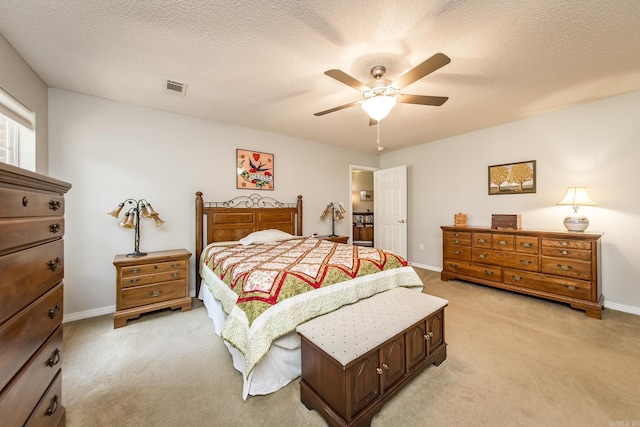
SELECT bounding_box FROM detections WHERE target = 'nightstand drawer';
[120,259,187,277]
[120,268,186,289]
[120,280,187,310]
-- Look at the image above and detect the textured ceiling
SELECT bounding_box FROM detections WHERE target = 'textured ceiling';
[1,0,639,153]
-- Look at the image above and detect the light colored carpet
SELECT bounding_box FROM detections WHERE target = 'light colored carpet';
[62,269,640,426]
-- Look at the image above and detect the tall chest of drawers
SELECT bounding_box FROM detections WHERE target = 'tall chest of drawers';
[0,162,71,426]
[441,226,603,318]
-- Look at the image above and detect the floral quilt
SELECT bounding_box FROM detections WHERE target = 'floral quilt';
[200,237,423,375]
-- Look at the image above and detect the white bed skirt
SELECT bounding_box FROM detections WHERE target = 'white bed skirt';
[199,281,302,400]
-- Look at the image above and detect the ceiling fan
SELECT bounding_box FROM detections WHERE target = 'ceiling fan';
[314,52,451,124]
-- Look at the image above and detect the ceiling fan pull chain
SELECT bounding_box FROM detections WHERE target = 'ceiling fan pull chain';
[376,121,384,152]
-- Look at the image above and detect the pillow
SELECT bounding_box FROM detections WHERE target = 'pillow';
[239,229,295,245]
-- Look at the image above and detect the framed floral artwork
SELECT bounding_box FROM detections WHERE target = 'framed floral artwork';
[236,149,274,190]
[488,160,536,195]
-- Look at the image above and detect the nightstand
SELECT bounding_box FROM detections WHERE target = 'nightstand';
[316,235,349,244]
[113,249,192,328]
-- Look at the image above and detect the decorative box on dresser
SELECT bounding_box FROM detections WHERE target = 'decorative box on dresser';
[441,226,603,318]
[113,249,192,328]
[0,162,71,427]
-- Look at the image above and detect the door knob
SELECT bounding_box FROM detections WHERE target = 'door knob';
[397,219,406,224]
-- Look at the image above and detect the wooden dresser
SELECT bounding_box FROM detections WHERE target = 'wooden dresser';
[0,162,71,426]
[441,226,603,318]
[113,249,192,328]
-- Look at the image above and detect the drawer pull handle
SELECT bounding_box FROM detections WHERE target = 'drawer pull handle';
[50,200,62,211]
[520,242,533,248]
[382,363,389,370]
[520,259,532,266]
[48,257,62,271]
[557,264,573,271]
[149,290,163,297]
[170,263,181,268]
[129,268,140,274]
[171,272,179,278]
[454,240,460,244]
[129,278,140,284]
[47,348,61,367]
[560,250,570,255]
[478,253,487,259]
[497,240,507,246]
[48,303,60,319]
[46,395,60,416]
[49,223,61,233]
[454,233,460,237]
[424,332,434,341]
[376,367,383,375]
[484,270,494,276]
[564,285,578,291]
[512,275,523,281]
[560,241,569,246]
[449,263,458,269]
[477,238,487,244]
[453,250,461,255]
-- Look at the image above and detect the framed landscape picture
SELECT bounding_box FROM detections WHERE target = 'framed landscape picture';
[488,160,536,195]
[236,149,274,190]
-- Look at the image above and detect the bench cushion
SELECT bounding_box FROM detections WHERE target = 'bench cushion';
[296,287,448,366]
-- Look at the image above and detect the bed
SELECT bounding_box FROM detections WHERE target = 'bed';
[195,192,424,399]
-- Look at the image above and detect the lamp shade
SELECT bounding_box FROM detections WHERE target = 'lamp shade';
[557,187,596,211]
[361,95,397,121]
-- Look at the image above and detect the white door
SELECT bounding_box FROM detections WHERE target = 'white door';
[374,165,407,258]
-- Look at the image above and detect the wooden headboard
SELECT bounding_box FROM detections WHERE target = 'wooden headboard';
[195,192,303,295]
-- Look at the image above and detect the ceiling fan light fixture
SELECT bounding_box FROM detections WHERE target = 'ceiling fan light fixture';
[361,95,397,121]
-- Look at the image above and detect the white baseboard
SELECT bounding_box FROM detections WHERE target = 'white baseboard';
[603,301,640,316]
[63,305,115,323]
[409,262,441,272]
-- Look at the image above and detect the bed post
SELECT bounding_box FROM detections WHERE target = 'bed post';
[297,195,303,236]
[195,191,204,297]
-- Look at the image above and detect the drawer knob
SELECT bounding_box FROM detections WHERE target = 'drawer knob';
[424,332,434,340]
[520,242,533,248]
[557,264,573,271]
[478,253,487,259]
[454,240,460,244]
[454,233,460,237]
[50,200,62,211]
[129,278,140,284]
[382,363,389,370]
[376,367,383,375]
[484,270,494,276]
[453,250,461,255]
[564,285,578,291]
[47,348,61,367]
[22,196,29,206]
[48,257,62,271]
[49,223,61,233]
[149,290,163,297]
[129,268,140,274]
[477,238,487,244]
[497,240,507,246]
[520,259,532,266]
[48,303,60,319]
[46,395,60,416]
[512,275,522,281]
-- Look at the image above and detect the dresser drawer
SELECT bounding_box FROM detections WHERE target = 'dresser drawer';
[120,267,187,289]
[0,218,64,254]
[120,280,187,310]
[515,236,538,254]
[25,369,64,427]
[0,327,63,427]
[541,246,592,260]
[504,269,592,300]
[443,261,501,282]
[443,244,472,261]
[0,240,64,324]
[443,235,471,247]
[120,259,187,278]
[541,256,592,280]
[0,187,65,218]
[473,233,492,248]
[473,249,538,271]
[492,234,514,251]
[444,230,471,240]
[0,284,63,391]
[541,238,592,250]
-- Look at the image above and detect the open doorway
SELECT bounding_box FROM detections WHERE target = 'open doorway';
[350,165,377,247]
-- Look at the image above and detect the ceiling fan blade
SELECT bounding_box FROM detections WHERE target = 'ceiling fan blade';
[314,101,360,116]
[324,69,369,92]
[392,53,451,89]
[398,94,448,106]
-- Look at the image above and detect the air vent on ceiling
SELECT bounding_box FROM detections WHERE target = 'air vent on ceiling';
[164,79,187,96]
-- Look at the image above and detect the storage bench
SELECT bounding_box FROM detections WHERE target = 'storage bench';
[296,287,448,427]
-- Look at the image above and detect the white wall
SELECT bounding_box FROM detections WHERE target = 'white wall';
[381,90,640,314]
[48,89,379,318]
